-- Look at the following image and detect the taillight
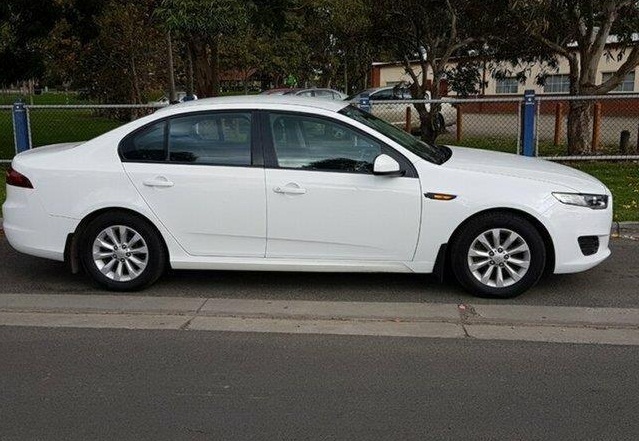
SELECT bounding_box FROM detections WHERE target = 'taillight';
[6,166,33,189]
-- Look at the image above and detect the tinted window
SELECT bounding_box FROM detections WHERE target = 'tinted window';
[314,90,333,99]
[400,88,412,99]
[269,113,381,173]
[371,89,394,100]
[120,121,166,161]
[168,113,251,165]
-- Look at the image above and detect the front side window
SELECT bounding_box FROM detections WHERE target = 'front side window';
[120,121,166,161]
[268,113,381,173]
[168,113,251,165]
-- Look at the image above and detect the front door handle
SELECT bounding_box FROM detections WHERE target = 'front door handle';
[273,183,307,195]
[143,177,174,188]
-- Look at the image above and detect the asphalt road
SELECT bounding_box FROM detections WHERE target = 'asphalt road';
[0,326,636,440]
[1,235,638,308]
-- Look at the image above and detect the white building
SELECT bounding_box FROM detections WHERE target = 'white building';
[371,42,637,96]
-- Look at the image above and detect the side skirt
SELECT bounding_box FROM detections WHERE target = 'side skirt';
[170,257,432,273]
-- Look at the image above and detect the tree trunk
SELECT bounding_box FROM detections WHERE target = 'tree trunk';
[567,100,593,155]
[418,104,443,145]
[166,31,177,103]
[129,54,142,105]
[210,34,220,97]
[189,39,214,97]
[186,47,195,96]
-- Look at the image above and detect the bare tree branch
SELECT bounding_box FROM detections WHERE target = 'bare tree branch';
[593,44,639,94]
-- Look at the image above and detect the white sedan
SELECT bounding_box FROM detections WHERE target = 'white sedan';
[2,96,612,298]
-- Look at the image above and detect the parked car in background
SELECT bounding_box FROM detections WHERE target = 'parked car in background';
[285,88,347,100]
[348,86,456,132]
[4,96,612,298]
[260,88,296,95]
[261,88,347,100]
[150,92,197,106]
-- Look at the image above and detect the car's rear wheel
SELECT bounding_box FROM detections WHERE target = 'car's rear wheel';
[80,212,166,291]
[450,212,546,298]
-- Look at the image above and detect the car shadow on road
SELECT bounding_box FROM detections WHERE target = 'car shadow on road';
[1,237,637,307]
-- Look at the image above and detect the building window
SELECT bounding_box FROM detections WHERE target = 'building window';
[495,77,519,94]
[602,71,635,92]
[543,74,570,93]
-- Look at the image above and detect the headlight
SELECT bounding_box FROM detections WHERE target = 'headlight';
[552,192,608,210]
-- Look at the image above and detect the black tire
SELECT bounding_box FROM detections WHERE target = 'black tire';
[436,113,446,132]
[80,212,166,291]
[450,212,546,298]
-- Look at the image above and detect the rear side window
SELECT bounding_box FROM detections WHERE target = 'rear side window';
[168,113,251,165]
[120,121,166,161]
[119,112,252,166]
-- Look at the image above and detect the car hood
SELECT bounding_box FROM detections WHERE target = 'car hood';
[441,146,608,193]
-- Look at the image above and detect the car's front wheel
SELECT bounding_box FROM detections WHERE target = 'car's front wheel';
[80,212,166,291]
[450,212,546,298]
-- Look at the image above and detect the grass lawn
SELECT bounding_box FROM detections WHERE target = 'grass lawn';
[567,161,639,222]
[0,91,90,106]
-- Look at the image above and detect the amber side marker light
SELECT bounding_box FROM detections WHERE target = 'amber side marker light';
[6,166,34,189]
[424,192,456,201]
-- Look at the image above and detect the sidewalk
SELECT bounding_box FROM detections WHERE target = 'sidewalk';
[0,294,638,346]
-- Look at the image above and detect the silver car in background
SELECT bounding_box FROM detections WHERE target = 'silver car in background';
[348,86,457,132]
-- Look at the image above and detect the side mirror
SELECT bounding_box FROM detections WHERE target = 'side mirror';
[373,154,404,177]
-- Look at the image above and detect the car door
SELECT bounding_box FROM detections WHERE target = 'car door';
[121,111,267,257]
[262,111,422,261]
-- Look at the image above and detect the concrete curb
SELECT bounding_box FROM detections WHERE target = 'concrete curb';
[611,221,639,238]
[0,294,638,346]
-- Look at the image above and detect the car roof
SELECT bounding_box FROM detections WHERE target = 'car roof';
[154,95,350,114]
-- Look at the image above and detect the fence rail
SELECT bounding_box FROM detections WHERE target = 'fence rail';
[1,95,638,163]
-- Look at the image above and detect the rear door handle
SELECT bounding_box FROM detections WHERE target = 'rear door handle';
[143,177,174,188]
[273,184,307,195]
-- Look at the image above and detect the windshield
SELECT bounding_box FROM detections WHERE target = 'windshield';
[339,105,451,165]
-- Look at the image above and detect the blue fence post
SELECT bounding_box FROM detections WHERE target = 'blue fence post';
[520,89,536,157]
[358,93,371,113]
[12,101,32,154]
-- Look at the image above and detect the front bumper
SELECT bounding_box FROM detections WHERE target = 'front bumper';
[542,200,613,274]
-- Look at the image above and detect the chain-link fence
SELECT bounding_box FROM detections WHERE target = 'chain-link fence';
[1,104,165,163]
[2,97,639,163]
[369,94,639,160]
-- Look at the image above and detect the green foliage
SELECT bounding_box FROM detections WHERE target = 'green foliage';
[568,161,639,222]
[0,0,62,84]
[446,60,487,97]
